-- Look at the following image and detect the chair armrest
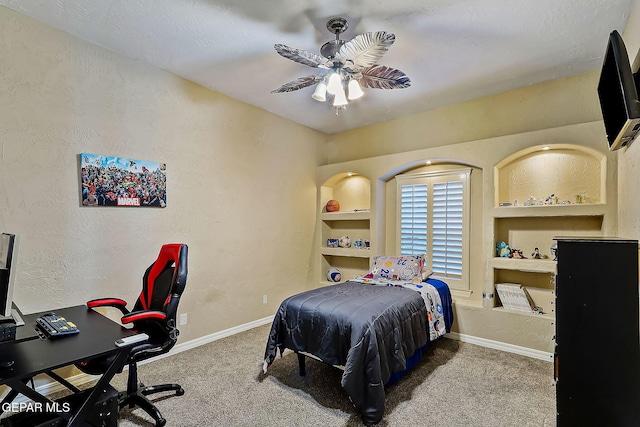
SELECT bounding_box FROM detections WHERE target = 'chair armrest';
[130,343,167,363]
[121,310,167,325]
[86,298,129,315]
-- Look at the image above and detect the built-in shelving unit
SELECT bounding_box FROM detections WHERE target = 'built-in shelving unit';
[492,258,556,319]
[319,173,372,284]
[491,144,608,319]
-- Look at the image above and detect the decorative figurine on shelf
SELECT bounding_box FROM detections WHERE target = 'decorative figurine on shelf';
[325,199,340,212]
[338,235,351,248]
[524,196,538,206]
[550,243,558,261]
[509,248,527,259]
[327,267,342,282]
[576,191,588,204]
[531,247,542,259]
[575,192,589,204]
[496,241,510,257]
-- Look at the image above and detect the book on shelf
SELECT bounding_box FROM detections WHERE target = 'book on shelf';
[495,283,535,313]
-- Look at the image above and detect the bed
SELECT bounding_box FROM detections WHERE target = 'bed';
[263,256,453,425]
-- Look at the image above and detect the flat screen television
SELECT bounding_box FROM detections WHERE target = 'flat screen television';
[0,233,18,320]
[597,30,640,151]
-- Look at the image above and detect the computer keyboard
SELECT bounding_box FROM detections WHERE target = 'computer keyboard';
[36,313,79,338]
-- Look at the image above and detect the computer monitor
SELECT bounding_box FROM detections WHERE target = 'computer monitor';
[0,233,23,325]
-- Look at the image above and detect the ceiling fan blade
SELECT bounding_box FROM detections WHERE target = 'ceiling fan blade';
[274,44,329,69]
[271,74,325,93]
[335,31,396,70]
[360,65,411,89]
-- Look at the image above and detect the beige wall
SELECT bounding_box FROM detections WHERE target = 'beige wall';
[0,7,325,344]
[619,1,640,240]
[2,0,636,360]
[325,70,603,164]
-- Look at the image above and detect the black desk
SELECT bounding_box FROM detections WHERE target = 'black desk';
[0,305,141,426]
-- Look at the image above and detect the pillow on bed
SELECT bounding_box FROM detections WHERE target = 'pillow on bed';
[367,255,426,282]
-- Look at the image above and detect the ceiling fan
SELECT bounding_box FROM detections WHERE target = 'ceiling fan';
[271,17,411,114]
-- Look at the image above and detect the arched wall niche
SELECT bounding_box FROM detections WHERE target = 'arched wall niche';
[321,172,371,212]
[494,144,606,207]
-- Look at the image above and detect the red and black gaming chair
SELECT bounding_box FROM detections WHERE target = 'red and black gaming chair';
[77,243,188,427]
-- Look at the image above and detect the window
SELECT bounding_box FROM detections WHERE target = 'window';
[396,169,470,290]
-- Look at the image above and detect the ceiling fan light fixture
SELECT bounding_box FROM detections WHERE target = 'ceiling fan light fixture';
[333,85,348,107]
[347,79,364,100]
[312,81,327,102]
[271,17,411,115]
[326,71,342,95]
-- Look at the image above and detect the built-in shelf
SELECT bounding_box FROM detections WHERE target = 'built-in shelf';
[491,257,557,274]
[321,247,372,258]
[320,211,371,221]
[492,203,607,218]
[492,306,555,319]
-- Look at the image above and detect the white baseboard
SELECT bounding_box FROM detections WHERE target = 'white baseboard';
[446,331,554,362]
[155,315,275,362]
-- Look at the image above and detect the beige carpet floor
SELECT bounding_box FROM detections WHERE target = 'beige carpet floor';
[108,324,556,426]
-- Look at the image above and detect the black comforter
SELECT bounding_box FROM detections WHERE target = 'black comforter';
[264,281,429,424]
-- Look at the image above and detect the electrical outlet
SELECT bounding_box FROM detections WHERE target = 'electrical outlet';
[179,313,188,326]
[263,295,268,304]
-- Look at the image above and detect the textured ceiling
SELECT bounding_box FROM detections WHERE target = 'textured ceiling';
[0,0,634,134]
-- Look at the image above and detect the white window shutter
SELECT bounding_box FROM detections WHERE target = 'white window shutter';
[432,181,463,278]
[400,184,428,255]
[396,169,470,290]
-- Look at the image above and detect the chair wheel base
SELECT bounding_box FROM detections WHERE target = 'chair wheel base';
[119,382,183,427]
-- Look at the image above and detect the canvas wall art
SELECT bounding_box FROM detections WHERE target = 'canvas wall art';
[80,153,166,207]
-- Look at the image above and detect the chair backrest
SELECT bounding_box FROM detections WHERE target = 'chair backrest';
[132,243,188,344]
